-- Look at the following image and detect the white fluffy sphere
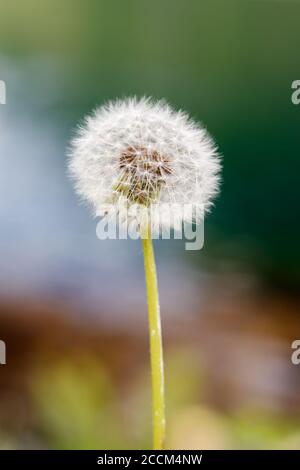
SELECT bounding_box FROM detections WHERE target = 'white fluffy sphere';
[68,97,221,230]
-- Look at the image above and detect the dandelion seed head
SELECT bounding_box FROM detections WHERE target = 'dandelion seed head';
[68,97,221,229]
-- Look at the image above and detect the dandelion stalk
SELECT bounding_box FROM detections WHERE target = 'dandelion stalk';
[141,224,165,450]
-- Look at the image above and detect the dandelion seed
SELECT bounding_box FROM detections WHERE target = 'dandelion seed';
[68,97,220,229]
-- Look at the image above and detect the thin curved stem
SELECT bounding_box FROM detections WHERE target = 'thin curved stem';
[142,227,165,450]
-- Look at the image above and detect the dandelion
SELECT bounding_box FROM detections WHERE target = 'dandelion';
[68,97,221,449]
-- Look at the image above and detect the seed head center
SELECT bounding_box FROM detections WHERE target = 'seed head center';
[115,146,172,205]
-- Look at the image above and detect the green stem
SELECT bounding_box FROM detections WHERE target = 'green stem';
[142,227,165,450]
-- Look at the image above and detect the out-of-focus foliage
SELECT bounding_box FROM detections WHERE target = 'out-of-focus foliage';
[32,358,129,449]
[1,351,297,449]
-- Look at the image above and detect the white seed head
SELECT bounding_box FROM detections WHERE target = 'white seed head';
[68,97,221,230]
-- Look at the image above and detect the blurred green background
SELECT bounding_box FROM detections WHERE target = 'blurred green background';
[0,0,299,449]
